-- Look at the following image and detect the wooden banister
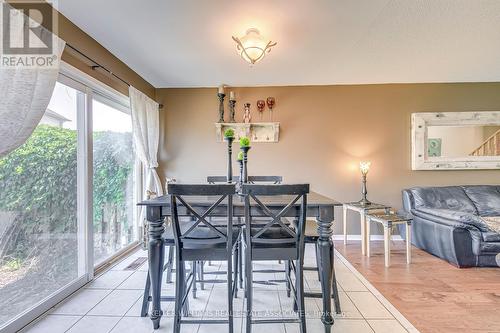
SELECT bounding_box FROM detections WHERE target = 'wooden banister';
[470,129,500,156]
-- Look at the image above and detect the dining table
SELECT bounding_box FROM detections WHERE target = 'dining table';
[138,190,342,333]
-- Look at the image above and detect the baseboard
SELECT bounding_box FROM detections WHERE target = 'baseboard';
[332,234,403,241]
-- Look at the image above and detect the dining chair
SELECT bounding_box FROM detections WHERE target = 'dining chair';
[169,183,240,333]
[205,175,283,286]
[242,183,309,333]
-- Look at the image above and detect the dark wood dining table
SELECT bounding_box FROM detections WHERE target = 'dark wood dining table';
[139,191,342,333]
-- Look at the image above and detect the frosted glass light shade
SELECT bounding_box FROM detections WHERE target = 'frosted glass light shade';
[232,28,277,65]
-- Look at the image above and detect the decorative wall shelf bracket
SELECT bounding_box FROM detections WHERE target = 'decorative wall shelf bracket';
[215,122,280,142]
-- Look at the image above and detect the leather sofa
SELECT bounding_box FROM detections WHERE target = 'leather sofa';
[401,185,500,267]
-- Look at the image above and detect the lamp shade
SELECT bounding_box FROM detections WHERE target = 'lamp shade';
[232,28,277,65]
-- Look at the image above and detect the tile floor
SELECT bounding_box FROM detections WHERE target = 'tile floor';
[22,244,418,333]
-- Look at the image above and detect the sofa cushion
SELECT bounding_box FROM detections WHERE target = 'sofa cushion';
[409,186,478,214]
[480,241,500,253]
[463,186,500,217]
[482,231,500,242]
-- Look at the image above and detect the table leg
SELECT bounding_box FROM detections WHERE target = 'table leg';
[343,206,347,245]
[360,211,366,256]
[406,222,412,264]
[384,225,391,268]
[147,207,165,329]
[366,217,371,257]
[317,207,335,333]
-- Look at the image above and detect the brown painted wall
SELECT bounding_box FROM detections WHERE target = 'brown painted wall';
[156,83,500,234]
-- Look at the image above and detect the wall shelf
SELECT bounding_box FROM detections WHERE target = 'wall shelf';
[215,122,280,143]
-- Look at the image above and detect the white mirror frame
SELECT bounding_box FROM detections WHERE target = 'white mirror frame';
[411,111,500,170]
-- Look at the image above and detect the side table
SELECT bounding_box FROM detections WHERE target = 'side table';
[366,211,412,267]
[342,202,390,255]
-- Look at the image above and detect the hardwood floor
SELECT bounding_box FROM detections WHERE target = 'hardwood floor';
[335,240,500,333]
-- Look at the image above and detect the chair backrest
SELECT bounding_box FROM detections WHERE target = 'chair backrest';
[168,184,235,249]
[241,184,309,248]
[207,175,283,184]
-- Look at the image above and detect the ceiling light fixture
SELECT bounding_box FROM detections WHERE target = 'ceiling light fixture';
[232,28,277,65]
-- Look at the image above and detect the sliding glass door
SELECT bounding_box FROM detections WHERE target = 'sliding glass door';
[0,80,87,328]
[92,96,137,265]
[0,63,140,331]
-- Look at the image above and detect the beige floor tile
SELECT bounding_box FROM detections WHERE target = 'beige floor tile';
[23,315,81,333]
[347,292,393,319]
[66,316,121,333]
[117,271,149,290]
[368,319,408,333]
[109,316,154,333]
[87,289,142,316]
[86,270,134,289]
[51,289,112,315]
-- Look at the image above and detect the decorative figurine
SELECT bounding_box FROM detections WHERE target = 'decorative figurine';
[266,97,275,121]
[217,85,225,123]
[243,103,251,123]
[229,91,236,122]
[257,100,265,121]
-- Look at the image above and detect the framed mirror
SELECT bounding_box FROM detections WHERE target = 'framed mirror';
[411,111,500,170]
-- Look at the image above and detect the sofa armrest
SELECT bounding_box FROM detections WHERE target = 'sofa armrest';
[411,208,488,232]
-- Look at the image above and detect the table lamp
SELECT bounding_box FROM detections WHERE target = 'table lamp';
[358,161,371,206]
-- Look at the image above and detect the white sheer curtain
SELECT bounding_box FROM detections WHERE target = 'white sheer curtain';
[129,86,163,196]
[0,1,65,157]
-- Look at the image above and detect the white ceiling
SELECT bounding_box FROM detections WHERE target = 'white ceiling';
[58,0,500,88]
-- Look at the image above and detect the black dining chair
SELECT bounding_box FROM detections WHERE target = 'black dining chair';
[242,183,309,333]
[169,183,240,333]
[205,175,283,291]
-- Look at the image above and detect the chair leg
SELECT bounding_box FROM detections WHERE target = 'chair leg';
[182,261,190,317]
[330,246,342,314]
[166,246,174,283]
[198,261,205,290]
[285,260,291,298]
[296,258,307,333]
[141,270,151,317]
[227,253,234,333]
[238,239,243,289]
[191,261,197,298]
[233,245,239,298]
[173,258,184,333]
[245,250,252,333]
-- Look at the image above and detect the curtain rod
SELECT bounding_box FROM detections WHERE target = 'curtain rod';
[65,43,163,109]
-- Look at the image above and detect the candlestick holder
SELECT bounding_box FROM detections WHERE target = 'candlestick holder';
[225,136,234,183]
[217,93,226,123]
[240,146,251,183]
[229,99,236,122]
[237,159,244,194]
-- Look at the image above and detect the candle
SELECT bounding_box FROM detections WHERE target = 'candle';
[218,85,225,94]
[229,91,235,100]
